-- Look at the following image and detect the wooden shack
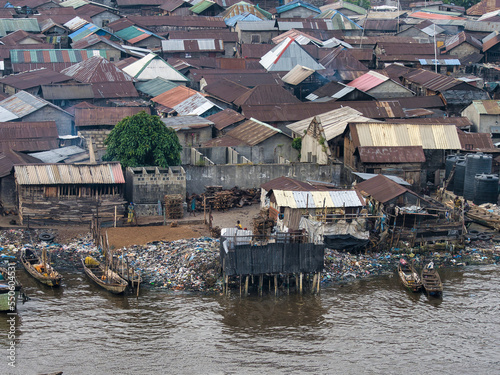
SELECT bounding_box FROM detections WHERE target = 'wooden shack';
[14,162,126,224]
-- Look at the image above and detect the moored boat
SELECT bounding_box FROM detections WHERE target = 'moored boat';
[0,267,22,312]
[82,256,128,294]
[421,262,443,297]
[21,248,62,287]
[398,259,423,292]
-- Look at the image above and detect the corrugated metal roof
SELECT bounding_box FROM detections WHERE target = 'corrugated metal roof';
[0,68,71,90]
[127,15,227,29]
[315,10,363,30]
[347,71,388,91]
[282,65,315,85]
[352,172,411,186]
[203,79,250,104]
[320,1,366,15]
[261,176,316,191]
[0,121,59,153]
[287,106,374,141]
[41,83,95,100]
[276,0,321,14]
[75,106,150,126]
[233,84,301,106]
[190,0,219,14]
[471,100,500,114]
[355,174,410,203]
[173,93,221,116]
[28,146,86,163]
[272,189,364,208]
[115,26,163,44]
[60,0,89,8]
[260,37,325,72]
[220,2,272,20]
[272,29,322,46]
[467,0,500,16]
[0,91,71,119]
[161,39,224,52]
[61,55,134,83]
[10,49,109,64]
[351,122,462,149]
[152,86,202,108]
[63,16,89,31]
[402,68,463,92]
[206,108,246,130]
[91,81,139,99]
[0,107,19,122]
[418,59,461,65]
[162,115,213,130]
[409,11,464,20]
[14,162,125,185]
[222,117,285,146]
[443,31,482,53]
[123,53,188,82]
[358,146,426,163]
[0,18,40,37]
[135,77,179,97]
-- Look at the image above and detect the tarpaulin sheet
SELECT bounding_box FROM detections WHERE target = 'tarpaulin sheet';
[323,234,370,252]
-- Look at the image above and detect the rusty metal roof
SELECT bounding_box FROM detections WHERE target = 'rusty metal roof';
[233,84,301,106]
[470,99,500,114]
[349,122,462,149]
[458,130,494,150]
[152,86,202,108]
[75,107,150,126]
[127,15,227,28]
[116,0,165,5]
[443,31,482,53]
[203,78,251,104]
[261,176,318,191]
[362,19,398,31]
[376,42,436,56]
[483,31,500,51]
[467,0,500,16]
[357,146,426,163]
[271,189,365,208]
[0,121,59,153]
[14,162,125,185]
[387,116,472,128]
[61,56,134,83]
[206,108,246,130]
[402,68,463,92]
[173,93,221,116]
[355,174,410,203]
[41,83,95,100]
[71,34,127,53]
[0,68,71,90]
[167,29,238,42]
[224,117,287,146]
[319,46,369,75]
[91,81,139,98]
[0,29,43,45]
[0,150,42,178]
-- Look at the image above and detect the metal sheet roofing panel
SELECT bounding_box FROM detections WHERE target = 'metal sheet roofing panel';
[293,191,316,208]
[14,163,125,185]
[135,77,179,97]
[311,191,333,208]
[225,117,283,146]
[347,71,389,91]
[281,65,315,85]
[358,146,426,163]
[329,190,364,207]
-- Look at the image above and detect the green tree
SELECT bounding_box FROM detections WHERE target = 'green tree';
[103,111,182,168]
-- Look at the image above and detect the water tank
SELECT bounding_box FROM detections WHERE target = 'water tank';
[464,153,492,200]
[453,159,466,196]
[445,154,461,191]
[473,174,499,205]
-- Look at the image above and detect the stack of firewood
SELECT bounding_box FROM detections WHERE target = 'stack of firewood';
[253,209,274,238]
[164,194,183,219]
[189,186,261,212]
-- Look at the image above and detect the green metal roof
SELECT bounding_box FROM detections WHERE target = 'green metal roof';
[135,77,179,97]
[0,19,40,37]
[190,0,217,14]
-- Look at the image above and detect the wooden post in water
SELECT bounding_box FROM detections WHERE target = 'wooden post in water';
[316,272,321,294]
[274,275,278,296]
[136,271,140,297]
[287,274,290,295]
[299,273,303,294]
[295,274,299,293]
[312,273,317,293]
[239,275,242,297]
[259,274,263,296]
[245,276,249,297]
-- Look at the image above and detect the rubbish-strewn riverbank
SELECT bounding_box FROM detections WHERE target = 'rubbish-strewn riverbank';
[1,228,499,293]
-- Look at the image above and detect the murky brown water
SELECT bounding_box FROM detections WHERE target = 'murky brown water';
[1,265,499,375]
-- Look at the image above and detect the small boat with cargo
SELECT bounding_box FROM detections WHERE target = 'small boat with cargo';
[21,248,62,287]
[421,261,443,297]
[398,258,423,293]
[82,256,128,294]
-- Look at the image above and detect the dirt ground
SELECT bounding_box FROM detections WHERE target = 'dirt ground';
[0,204,262,249]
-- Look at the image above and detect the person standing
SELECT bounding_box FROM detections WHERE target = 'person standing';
[190,196,196,217]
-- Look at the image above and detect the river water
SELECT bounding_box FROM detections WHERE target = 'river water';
[1,264,499,375]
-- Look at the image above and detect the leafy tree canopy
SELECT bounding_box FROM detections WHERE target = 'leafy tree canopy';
[103,111,182,168]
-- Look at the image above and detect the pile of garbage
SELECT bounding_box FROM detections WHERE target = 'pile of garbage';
[123,237,221,292]
[322,246,499,285]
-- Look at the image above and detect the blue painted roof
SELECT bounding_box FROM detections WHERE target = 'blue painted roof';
[276,0,321,14]
[225,12,262,27]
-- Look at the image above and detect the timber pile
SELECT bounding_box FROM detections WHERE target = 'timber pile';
[253,209,274,238]
[18,198,126,224]
[194,186,261,212]
[164,194,183,219]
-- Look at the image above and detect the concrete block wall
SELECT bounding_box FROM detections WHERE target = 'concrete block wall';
[125,166,186,203]
[78,129,112,150]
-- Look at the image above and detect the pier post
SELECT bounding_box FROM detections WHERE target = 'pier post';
[245,276,249,297]
[274,275,278,296]
[316,272,321,294]
[312,273,318,293]
[295,274,299,293]
[287,274,290,295]
[259,274,263,296]
[299,273,303,294]
[239,275,242,297]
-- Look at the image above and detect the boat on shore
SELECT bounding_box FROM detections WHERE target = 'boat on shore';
[421,262,443,297]
[0,267,22,312]
[21,248,62,287]
[82,256,128,294]
[398,259,423,292]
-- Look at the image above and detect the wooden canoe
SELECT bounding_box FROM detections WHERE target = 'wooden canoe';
[0,267,22,312]
[81,256,128,294]
[21,249,62,287]
[421,264,443,296]
[398,259,423,293]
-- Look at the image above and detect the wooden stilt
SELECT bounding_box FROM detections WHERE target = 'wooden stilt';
[295,274,299,293]
[239,275,242,297]
[312,273,318,293]
[268,277,271,292]
[222,273,226,295]
[287,274,290,295]
[299,273,303,294]
[316,272,321,294]
[274,275,278,296]
[259,274,263,296]
[245,275,249,297]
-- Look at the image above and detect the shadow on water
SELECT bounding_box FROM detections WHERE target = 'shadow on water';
[217,293,328,331]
